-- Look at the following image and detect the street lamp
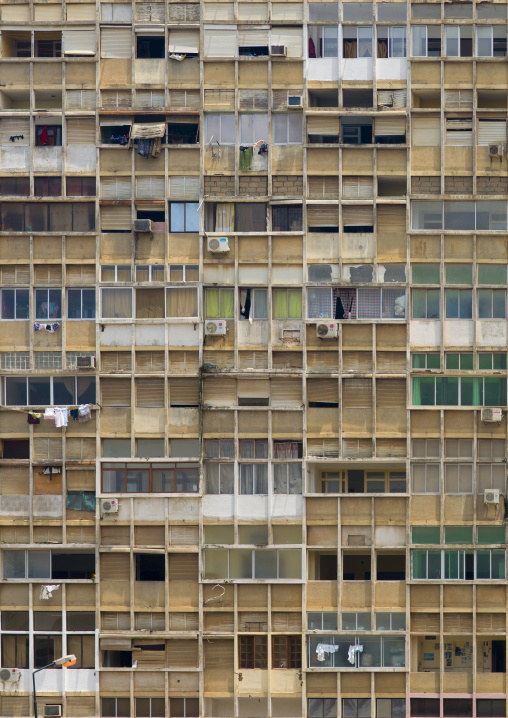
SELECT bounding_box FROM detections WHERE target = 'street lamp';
[32,654,76,718]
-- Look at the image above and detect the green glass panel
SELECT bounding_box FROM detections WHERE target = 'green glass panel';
[412,264,440,284]
[444,526,473,544]
[477,526,505,544]
[446,353,460,369]
[478,265,507,285]
[446,264,472,284]
[412,526,440,544]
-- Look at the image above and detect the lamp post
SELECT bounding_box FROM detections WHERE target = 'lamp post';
[32,654,76,718]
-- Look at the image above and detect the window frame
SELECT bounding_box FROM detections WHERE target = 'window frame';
[67,288,96,320]
[0,288,30,320]
[4,375,95,407]
[168,202,199,233]
[205,113,235,145]
[239,635,268,669]
[272,113,304,144]
[272,635,302,669]
[101,461,199,494]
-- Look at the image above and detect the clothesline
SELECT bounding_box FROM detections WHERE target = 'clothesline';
[42,404,92,427]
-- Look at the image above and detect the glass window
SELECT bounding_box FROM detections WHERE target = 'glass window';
[1,289,29,320]
[478,526,505,544]
[67,289,95,319]
[412,353,440,369]
[205,288,234,318]
[444,526,473,544]
[412,264,440,284]
[101,288,132,318]
[169,202,199,233]
[239,114,268,145]
[205,114,235,145]
[273,289,302,318]
[411,526,440,544]
[343,2,372,21]
[478,290,506,319]
[446,353,473,370]
[478,265,507,285]
[273,114,303,144]
[479,352,507,370]
[446,264,472,284]
[35,289,62,320]
[166,287,198,318]
[445,289,472,318]
[445,464,473,494]
[412,289,440,319]
[411,464,440,493]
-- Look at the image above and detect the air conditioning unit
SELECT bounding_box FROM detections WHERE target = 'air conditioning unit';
[481,407,503,423]
[207,236,230,254]
[133,219,153,232]
[489,143,506,158]
[101,498,119,514]
[0,668,21,682]
[205,320,227,336]
[484,489,501,505]
[316,321,338,338]
[270,45,287,56]
[76,355,96,369]
[44,707,62,718]
[287,95,302,108]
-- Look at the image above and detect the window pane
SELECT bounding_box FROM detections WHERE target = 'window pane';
[27,551,51,578]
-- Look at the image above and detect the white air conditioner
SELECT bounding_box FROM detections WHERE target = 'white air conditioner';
[44,707,62,718]
[76,355,96,369]
[133,219,153,232]
[484,489,501,505]
[0,668,21,682]
[270,45,286,56]
[287,95,302,108]
[316,321,338,338]
[481,407,503,423]
[489,143,506,158]
[101,498,119,514]
[205,320,227,336]
[207,236,230,254]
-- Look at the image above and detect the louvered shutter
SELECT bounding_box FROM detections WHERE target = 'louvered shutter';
[445,118,473,146]
[66,265,96,283]
[444,90,473,109]
[169,613,199,630]
[169,525,199,545]
[101,378,131,406]
[377,378,406,407]
[308,438,340,457]
[101,525,130,545]
[238,350,268,369]
[239,90,269,110]
[308,378,338,404]
[0,265,30,284]
[374,116,406,136]
[66,90,96,110]
[205,613,235,632]
[170,378,199,406]
[167,640,198,668]
[237,378,269,398]
[168,3,200,21]
[376,439,406,457]
[377,89,407,108]
[101,91,131,109]
[377,206,406,234]
[342,351,372,372]
[136,90,165,109]
[34,5,62,21]
[135,613,165,630]
[66,119,95,144]
[342,378,372,407]
[342,177,374,199]
[478,120,507,146]
[102,612,131,630]
[411,613,439,632]
[136,176,165,199]
[203,3,235,20]
[412,116,440,146]
[308,176,339,199]
[168,176,200,199]
[204,89,235,109]
[168,29,200,54]
[238,25,269,46]
[101,178,132,200]
[307,205,339,227]
[66,4,95,21]
[271,3,303,20]
[270,27,302,56]
[101,553,130,580]
[34,265,62,284]
[270,378,302,407]
[307,115,340,135]
[167,351,199,372]
[136,378,164,407]
[342,206,374,226]
[271,612,302,631]
[102,351,132,371]
[343,438,372,458]
[135,525,165,545]
[0,118,30,145]
[101,3,132,21]
[136,351,165,372]
[0,467,29,495]
[203,378,236,406]
[63,29,96,55]
[135,3,165,22]
[376,352,406,372]
[307,351,339,371]
[101,28,132,58]
[204,27,237,57]
[204,639,234,668]
[168,89,200,109]
[101,206,131,231]
[239,613,268,631]
[169,554,198,580]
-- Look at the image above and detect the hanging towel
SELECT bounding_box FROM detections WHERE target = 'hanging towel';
[78,404,92,422]
[239,145,253,170]
[55,408,69,428]
[316,643,339,662]
[348,644,364,665]
[44,408,56,422]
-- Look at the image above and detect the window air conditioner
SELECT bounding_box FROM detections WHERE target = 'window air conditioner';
[484,489,501,505]
[76,355,96,369]
[207,237,230,253]
[44,707,63,718]
[205,320,227,336]
[481,407,503,423]
[133,219,153,232]
[287,95,302,108]
[489,143,506,158]
[270,45,286,56]
[101,498,119,514]
[316,321,339,338]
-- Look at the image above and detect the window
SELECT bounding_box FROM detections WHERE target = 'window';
[478,439,506,459]
[272,205,303,231]
[67,289,95,319]
[169,265,199,282]
[308,699,337,718]
[204,525,234,544]
[166,288,198,318]
[205,463,234,494]
[66,177,96,196]
[309,3,339,20]
[205,439,234,458]
[0,177,30,196]
[446,353,473,370]
[307,612,338,630]
[205,114,235,144]
[3,550,94,579]
[445,438,473,458]
[477,26,507,57]
[36,38,61,58]
[35,125,62,146]
[412,264,440,284]
[445,25,472,56]
[273,289,302,318]
[34,177,62,196]
[342,612,371,630]
[446,118,473,146]
[240,288,268,320]
[34,635,63,668]
[308,635,404,668]
[169,202,199,232]
[14,39,31,57]
[343,27,373,57]
[239,114,268,144]
[445,289,473,318]
[479,265,507,285]
[135,553,165,581]
[273,114,303,144]
[101,265,132,282]
[168,698,199,718]
[477,700,507,718]
[102,698,130,718]
[478,464,507,494]
[136,35,164,58]
[101,288,132,318]
[203,549,301,579]
[411,699,440,718]
[412,26,441,57]
[375,613,406,630]
[412,201,508,231]
[412,289,440,319]
[308,26,339,57]
[102,462,199,493]
[1,289,29,320]
[67,634,95,668]
[273,464,303,494]
[240,464,268,494]
[411,550,505,579]
[412,526,440,544]
[343,699,372,718]
[239,636,268,668]
[478,290,506,319]
[136,265,165,282]
[206,288,234,318]
[272,636,301,668]
[4,376,95,406]
[377,27,406,58]
[412,376,507,406]
[35,289,62,320]
[377,700,406,718]
[235,203,267,232]
[445,526,473,544]
[411,464,440,493]
[412,353,440,369]
[1,635,28,668]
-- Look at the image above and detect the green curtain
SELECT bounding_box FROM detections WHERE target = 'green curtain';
[288,290,302,318]
[273,289,287,319]
[206,289,220,318]
[412,377,422,406]
[221,289,234,318]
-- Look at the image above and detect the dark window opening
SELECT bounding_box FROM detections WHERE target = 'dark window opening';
[1,439,29,459]
[491,640,506,673]
[376,554,405,581]
[51,552,95,579]
[342,89,373,109]
[477,700,506,717]
[344,223,374,234]
[137,210,165,222]
[102,698,130,718]
[14,40,31,58]
[66,177,96,197]
[167,122,199,145]
[100,125,131,146]
[443,699,473,717]
[35,636,62,668]
[35,39,61,58]
[35,125,62,147]
[347,470,364,493]
[494,37,507,57]
[378,177,407,197]
[375,134,405,145]
[0,177,29,196]
[411,700,440,718]
[135,553,165,581]
[102,650,133,668]
[34,177,61,197]
[318,553,338,580]
[308,133,340,144]
[460,36,473,56]
[272,205,303,232]
[238,397,269,406]
[236,203,267,232]
[239,45,269,56]
[343,553,371,580]
[428,37,441,56]
[341,122,373,145]
[136,36,165,59]
[308,89,339,108]
[0,202,95,232]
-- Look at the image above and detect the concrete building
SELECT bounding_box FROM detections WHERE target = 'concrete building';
[0,0,507,716]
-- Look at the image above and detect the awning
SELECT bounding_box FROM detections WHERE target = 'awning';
[130,123,166,139]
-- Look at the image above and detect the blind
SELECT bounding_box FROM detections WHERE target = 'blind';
[307,351,338,371]
[342,206,373,225]
[66,5,95,21]
[170,378,199,406]
[239,90,269,110]
[66,118,95,144]
[377,205,406,233]
[308,378,338,404]
[136,351,164,372]
[342,351,372,372]
[101,378,131,406]
[136,378,164,407]
[168,29,199,54]
[136,176,165,199]
[66,265,96,283]
[135,526,165,545]
[444,90,473,109]
[101,553,130,580]
[374,116,406,136]
[270,27,302,57]
[66,90,95,110]
[169,554,198,580]
[478,120,507,146]
[237,378,269,397]
[137,90,165,109]
[376,439,406,458]
[342,177,373,199]
[307,205,339,226]
[204,27,237,57]
[203,377,236,406]
[168,89,200,109]
[101,28,132,58]
[101,177,132,200]
[270,378,302,407]
[0,118,30,145]
[169,525,199,546]
[102,612,131,630]
[377,351,406,372]
[342,378,372,408]
[307,115,340,135]
[308,176,339,199]
[238,26,269,46]
[412,116,440,146]
[168,176,200,199]
[101,206,131,231]
[446,118,473,146]
[307,438,340,457]
[377,379,406,407]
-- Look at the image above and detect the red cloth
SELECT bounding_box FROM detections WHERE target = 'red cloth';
[308,37,316,58]
[40,125,49,146]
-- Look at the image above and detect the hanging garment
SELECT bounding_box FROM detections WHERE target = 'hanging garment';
[348,644,364,665]
[150,137,162,158]
[70,407,79,420]
[33,323,42,332]
[40,125,50,146]
[137,138,150,158]
[27,412,41,425]
[40,584,60,600]
[316,643,339,662]
[78,404,92,422]
[239,146,253,170]
[44,408,57,422]
[54,408,69,428]
[308,36,316,58]
[45,323,60,333]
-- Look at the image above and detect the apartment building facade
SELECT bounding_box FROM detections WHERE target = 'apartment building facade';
[0,0,507,716]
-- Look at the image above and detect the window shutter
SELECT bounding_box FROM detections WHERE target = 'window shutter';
[101,553,130,580]
[135,526,165,545]
[34,5,61,20]
[307,115,340,135]
[169,613,199,630]
[66,119,96,145]
[445,118,473,146]
[169,378,199,406]
[102,612,131,630]
[377,206,406,234]
[101,352,132,372]
[168,89,200,109]
[204,27,237,57]
[270,378,302,407]
[377,89,406,108]
[102,3,132,21]
[270,27,302,56]
[136,176,165,199]
[308,378,338,404]
[168,29,200,54]
[204,639,234,668]
[271,3,303,20]
[203,377,236,406]
[342,177,374,199]
[307,438,340,457]
[66,265,96,284]
[0,467,29,495]
[136,378,165,407]
[101,378,131,406]
[169,525,199,545]
[238,350,268,369]
[167,640,198,668]
[204,89,235,109]
[203,2,235,20]
[374,116,406,136]
[34,265,62,284]
[168,176,199,199]
[377,379,406,407]
[0,265,30,284]
[1,4,30,20]
[239,90,269,110]
[135,351,164,372]
[101,28,132,58]
[167,351,199,372]
[444,90,473,109]
[63,29,96,55]
[135,3,165,22]
[237,2,268,20]
[238,25,269,46]
[169,554,198,580]
[66,90,96,110]
[342,206,374,225]
[137,90,165,109]
[412,116,440,146]
[343,438,372,458]
[377,352,406,372]
[342,378,372,408]
[307,205,339,227]
[32,438,62,461]
[205,613,235,632]
[0,118,30,145]
[307,351,338,371]
[377,439,406,457]
[101,90,132,109]
[342,351,372,372]
[101,177,132,200]
[308,176,339,199]
[237,378,269,398]
[101,206,131,231]
[478,120,507,146]
[168,4,200,21]
[66,4,95,21]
